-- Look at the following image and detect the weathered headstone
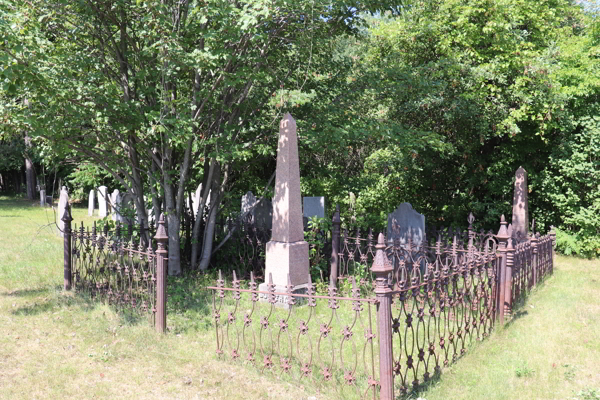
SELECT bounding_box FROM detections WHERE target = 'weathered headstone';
[511,166,529,241]
[254,198,273,229]
[111,189,122,222]
[386,202,426,248]
[98,186,108,217]
[241,191,257,214]
[88,189,95,216]
[303,196,325,221]
[259,114,309,308]
[57,186,69,237]
[121,192,135,225]
[40,189,46,207]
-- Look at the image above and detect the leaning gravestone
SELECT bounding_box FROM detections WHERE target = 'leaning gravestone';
[111,189,122,222]
[386,202,426,248]
[258,114,309,308]
[40,189,46,207]
[98,186,108,217]
[511,166,529,241]
[57,186,69,237]
[88,189,95,216]
[121,192,135,225]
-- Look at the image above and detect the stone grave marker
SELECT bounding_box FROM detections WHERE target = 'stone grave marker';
[121,192,135,225]
[57,186,69,237]
[259,114,309,308]
[98,186,108,217]
[386,202,426,247]
[511,166,529,241]
[111,189,123,222]
[40,189,46,207]
[88,189,95,216]
[303,196,325,228]
[241,191,257,214]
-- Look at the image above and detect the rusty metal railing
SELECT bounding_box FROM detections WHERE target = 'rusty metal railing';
[62,203,168,333]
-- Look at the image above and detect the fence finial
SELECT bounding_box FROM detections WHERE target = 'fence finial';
[371,233,392,273]
[61,202,73,224]
[154,213,168,242]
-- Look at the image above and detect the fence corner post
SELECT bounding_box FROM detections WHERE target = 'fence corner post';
[495,215,509,324]
[371,233,394,400]
[154,213,169,333]
[62,202,73,291]
[330,204,341,286]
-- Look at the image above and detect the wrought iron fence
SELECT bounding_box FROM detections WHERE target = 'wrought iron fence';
[209,213,556,400]
[62,204,169,332]
[207,272,379,400]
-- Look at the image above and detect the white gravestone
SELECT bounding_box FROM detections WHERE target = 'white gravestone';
[88,189,95,216]
[57,186,69,237]
[98,186,108,217]
[111,189,123,222]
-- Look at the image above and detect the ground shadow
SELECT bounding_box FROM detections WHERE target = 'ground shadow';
[1,287,58,298]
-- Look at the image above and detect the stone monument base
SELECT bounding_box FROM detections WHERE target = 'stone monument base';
[258,283,309,309]
[263,240,310,284]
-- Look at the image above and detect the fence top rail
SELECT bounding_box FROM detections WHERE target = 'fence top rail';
[205,286,378,303]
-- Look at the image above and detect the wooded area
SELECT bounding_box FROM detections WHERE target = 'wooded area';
[1,0,599,272]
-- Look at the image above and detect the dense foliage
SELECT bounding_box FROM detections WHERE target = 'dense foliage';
[2,0,599,260]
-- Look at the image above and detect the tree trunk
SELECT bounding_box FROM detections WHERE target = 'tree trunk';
[24,135,36,200]
[198,162,228,271]
[190,157,216,268]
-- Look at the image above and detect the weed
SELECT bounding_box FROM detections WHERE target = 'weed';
[515,362,535,378]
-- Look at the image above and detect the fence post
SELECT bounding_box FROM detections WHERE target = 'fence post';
[531,232,539,287]
[495,215,509,324]
[330,204,341,285]
[154,213,168,333]
[505,239,515,317]
[549,226,556,274]
[62,202,73,290]
[371,233,394,400]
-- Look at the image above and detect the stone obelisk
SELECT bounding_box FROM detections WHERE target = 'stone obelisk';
[511,166,529,241]
[259,113,310,307]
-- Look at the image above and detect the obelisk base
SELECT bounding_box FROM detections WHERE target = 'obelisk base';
[259,240,310,309]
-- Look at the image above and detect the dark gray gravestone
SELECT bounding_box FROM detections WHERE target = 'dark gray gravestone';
[386,202,426,248]
[511,166,529,241]
[303,196,325,220]
[253,198,273,229]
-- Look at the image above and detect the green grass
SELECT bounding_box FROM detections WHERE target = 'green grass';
[1,195,599,400]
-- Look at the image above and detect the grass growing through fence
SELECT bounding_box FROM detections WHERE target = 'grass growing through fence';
[1,195,599,399]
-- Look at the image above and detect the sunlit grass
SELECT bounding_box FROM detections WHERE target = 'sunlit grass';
[1,195,599,400]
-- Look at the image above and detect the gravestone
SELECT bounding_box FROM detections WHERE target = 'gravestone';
[111,189,123,222]
[88,189,95,216]
[98,186,108,217]
[259,114,309,308]
[121,192,135,225]
[192,184,202,217]
[241,191,257,214]
[253,198,272,229]
[57,186,69,237]
[303,196,325,228]
[511,166,528,241]
[40,190,46,207]
[386,202,426,248]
